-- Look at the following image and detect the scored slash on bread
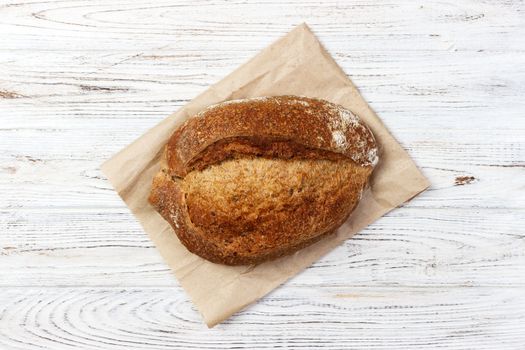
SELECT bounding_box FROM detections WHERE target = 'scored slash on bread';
[149,96,379,265]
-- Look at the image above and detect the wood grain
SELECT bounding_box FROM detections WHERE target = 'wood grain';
[0,0,524,348]
[0,287,524,349]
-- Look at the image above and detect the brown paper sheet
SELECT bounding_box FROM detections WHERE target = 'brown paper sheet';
[101,23,430,327]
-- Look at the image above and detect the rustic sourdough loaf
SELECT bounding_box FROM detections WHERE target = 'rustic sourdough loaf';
[149,96,378,265]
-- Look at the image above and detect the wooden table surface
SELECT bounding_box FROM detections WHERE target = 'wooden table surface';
[1,0,524,349]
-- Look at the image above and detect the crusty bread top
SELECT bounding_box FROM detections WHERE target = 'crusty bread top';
[165,96,378,177]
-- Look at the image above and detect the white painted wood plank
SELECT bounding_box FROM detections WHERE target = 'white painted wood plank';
[1,49,524,127]
[0,286,524,349]
[1,208,524,287]
[0,0,523,52]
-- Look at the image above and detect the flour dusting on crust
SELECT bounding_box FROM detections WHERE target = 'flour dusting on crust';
[331,130,347,150]
[325,103,359,152]
[323,101,378,167]
[169,209,180,228]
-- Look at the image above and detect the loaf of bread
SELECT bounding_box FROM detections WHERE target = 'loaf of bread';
[149,96,378,265]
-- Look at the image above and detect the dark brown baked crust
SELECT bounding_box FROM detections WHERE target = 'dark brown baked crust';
[149,96,378,265]
[165,96,377,177]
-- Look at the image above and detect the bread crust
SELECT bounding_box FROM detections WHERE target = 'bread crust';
[149,96,378,265]
[165,96,377,177]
